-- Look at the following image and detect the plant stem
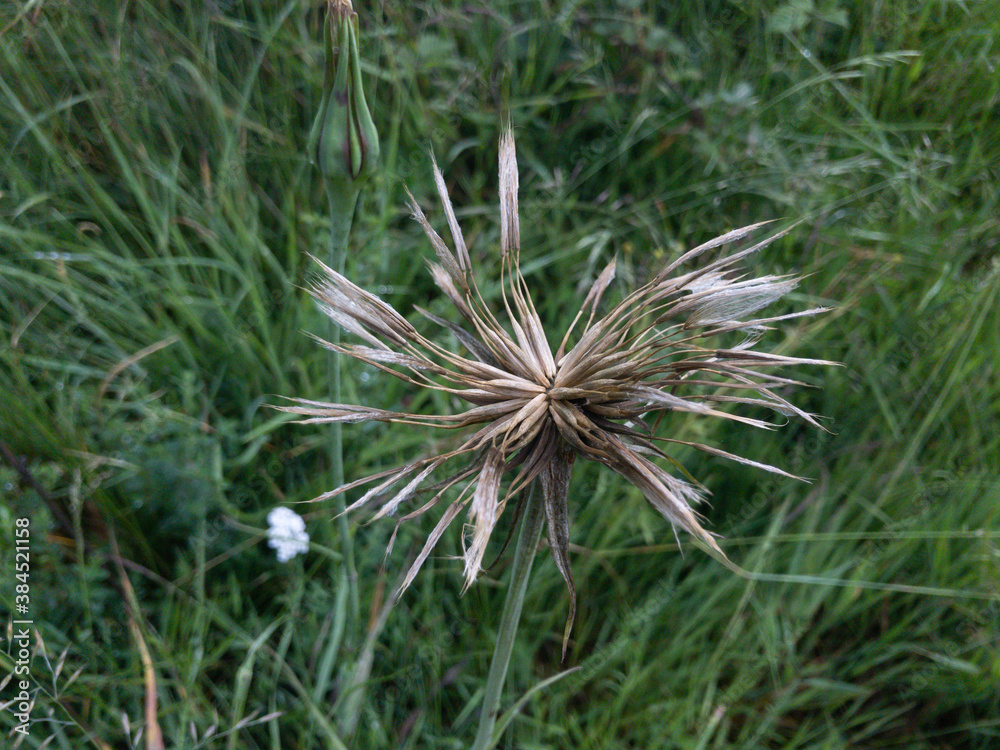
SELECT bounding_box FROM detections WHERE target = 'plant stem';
[328,188,361,624]
[471,482,544,750]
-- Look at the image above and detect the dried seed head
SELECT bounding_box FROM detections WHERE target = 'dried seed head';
[280,129,834,649]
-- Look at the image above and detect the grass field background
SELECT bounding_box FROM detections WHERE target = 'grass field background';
[2,1,998,748]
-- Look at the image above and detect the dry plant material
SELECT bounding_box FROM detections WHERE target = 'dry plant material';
[281,130,833,636]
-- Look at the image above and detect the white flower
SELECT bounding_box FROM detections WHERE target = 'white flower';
[267,507,310,562]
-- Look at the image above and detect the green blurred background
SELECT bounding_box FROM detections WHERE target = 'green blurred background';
[1,1,998,747]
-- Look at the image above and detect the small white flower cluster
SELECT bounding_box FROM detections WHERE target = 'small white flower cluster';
[267,507,309,562]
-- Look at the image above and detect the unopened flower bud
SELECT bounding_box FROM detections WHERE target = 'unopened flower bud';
[309,0,380,193]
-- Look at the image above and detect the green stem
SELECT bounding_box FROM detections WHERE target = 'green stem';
[471,482,544,750]
[328,188,361,624]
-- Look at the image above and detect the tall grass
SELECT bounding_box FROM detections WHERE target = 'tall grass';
[2,1,997,748]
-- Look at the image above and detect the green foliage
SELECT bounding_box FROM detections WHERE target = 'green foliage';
[1,0,998,748]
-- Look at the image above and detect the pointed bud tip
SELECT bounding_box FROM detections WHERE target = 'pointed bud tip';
[330,0,354,15]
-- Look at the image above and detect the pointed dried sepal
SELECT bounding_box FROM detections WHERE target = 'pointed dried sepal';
[498,129,520,256]
[541,447,577,660]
